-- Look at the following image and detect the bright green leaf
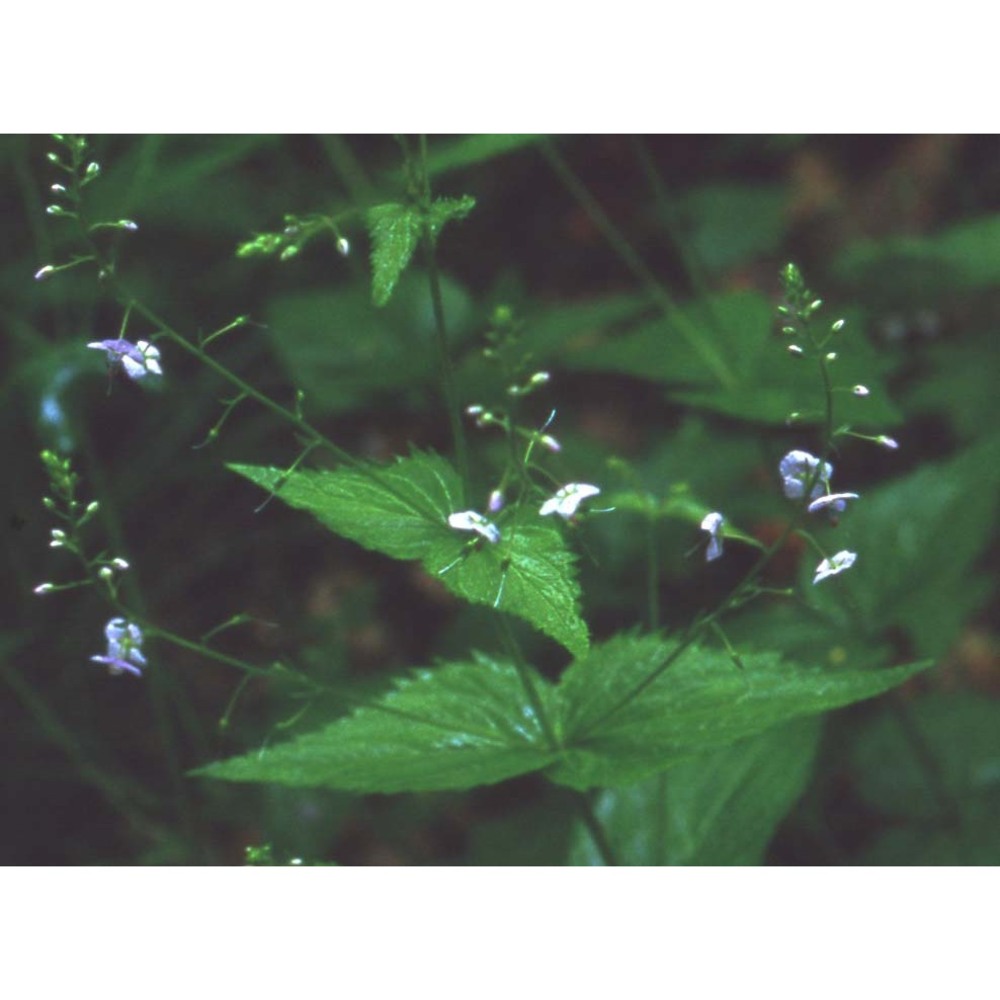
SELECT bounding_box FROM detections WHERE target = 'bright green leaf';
[195,657,559,793]
[569,716,822,865]
[368,202,422,307]
[549,633,930,790]
[229,453,589,658]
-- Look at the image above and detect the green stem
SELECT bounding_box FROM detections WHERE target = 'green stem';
[417,135,469,501]
[495,614,558,750]
[646,513,659,631]
[540,139,735,389]
[890,697,963,829]
[575,792,618,866]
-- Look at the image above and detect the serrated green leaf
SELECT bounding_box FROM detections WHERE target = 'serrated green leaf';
[195,657,559,793]
[569,716,822,865]
[367,197,475,308]
[368,202,422,307]
[549,633,930,790]
[229,453,589,658]
[427,195,476,236]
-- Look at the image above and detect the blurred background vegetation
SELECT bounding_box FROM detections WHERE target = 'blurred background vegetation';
[2,134,998,865]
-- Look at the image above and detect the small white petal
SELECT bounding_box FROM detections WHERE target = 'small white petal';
[448,510,500,544]
[539,483,600,519]
[813,550,857,584]
[807,492,860,514]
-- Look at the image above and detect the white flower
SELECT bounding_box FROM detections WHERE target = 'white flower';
[813,550,857,584]
[90,617,147,676]
[700,511,725,562]
[807,492,860,514]
[447,510,501,544]
[539,483,600,519]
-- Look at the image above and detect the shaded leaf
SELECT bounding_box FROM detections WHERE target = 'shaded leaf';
[229,453,589,657]
[549,633,930,790]
[569,716,822,865]
[806,433,1000,658]
[195,657,558,793]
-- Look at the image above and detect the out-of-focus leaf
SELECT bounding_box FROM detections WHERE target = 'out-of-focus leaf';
[553,291,900,427]
[410,135,542,177]
[569,716,822,865]
[678,183,788,273]
[853,693,1000,865]
[549,633,930,790]
[835,213,1000,309]
[265,272,474,414]
[806,433,1000,659]
[229,454,589,658]
[195,657,558,793]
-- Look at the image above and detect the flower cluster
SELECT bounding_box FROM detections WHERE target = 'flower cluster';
[90,618,147,677]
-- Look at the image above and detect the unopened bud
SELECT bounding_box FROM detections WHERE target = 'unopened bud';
[336,237,350,257]
[50,183,67,194]
[85,162,101,178]
[33,583,54,595]
[279,245,299,261]
[112,558,130,570]
[809,299,823,312]
[34,265,55,281]
[50,529,66,541]
[825,352,838,362]
[853,385,870,397]
[787,344,804,357]
[46,152,62,165]
[539,434,561,453]
[42,497,56,511]
[119,219,139,232]
[876,435,899,451]
[99,566,113,580]
[49,538,64,548]
[465,405,484,417]
[831,319,845,333]
[46,205,68,217]
[786,412,802,426]
[488,489,505,513]
[529,371,550,386]
[781,325,797,336]
[85,501,100,514]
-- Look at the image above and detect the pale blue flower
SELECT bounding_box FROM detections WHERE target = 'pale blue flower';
[700,511,725,562]
[90,617,146,676]
[87,338,162,381]
[779,450,831,501]
[813,550,857,584]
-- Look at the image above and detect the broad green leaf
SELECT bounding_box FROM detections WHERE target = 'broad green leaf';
[554,291,900,427]
[569,716,822,865]
[806,433,1000,659]
[549,633,930,790]
[195,657,559,793]
[368,202,422,307]
[229,453,589,658]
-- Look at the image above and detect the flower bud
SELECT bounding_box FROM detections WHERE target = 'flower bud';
[853,385,870,397]
[465,404,484,417]
[50,183,67,194]
[488,489,505,513]
[112,558,130,570]
[99,566,113,580]
[50,529,66,541]
[787,344,804,357]
[539,434,561,453]
[34,265,55,281]
[831,319,845,333]
[529,371,551,386]
[33,583,54,595]
[85,162,101,178]
[85,501,100,514]
[336,237,350,257]
[825,352,837,362]
[876,435,899,450]
[119,219,139,232]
